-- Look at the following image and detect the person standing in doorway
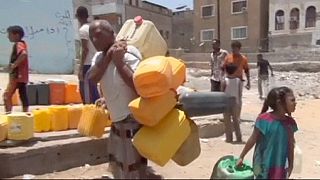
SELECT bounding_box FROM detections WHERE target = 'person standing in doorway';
[76,6,100,104]
[210,39,228,91]
[223,41,251,121]
[257,54,274,100]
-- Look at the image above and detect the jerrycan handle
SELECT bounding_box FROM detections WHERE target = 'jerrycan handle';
[130,16,143,39]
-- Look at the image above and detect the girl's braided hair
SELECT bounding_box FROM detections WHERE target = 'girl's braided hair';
[261,86,293,114]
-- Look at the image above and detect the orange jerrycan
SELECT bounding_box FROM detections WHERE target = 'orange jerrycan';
[0,115,8,142]
[129,90,177,127]
[133,56,172,98]
[133,109,191,167]
[49,106,68,131]
[167,57,186,89]
[47,79,66,105]
[7,113,34,140]
[32,109,51,132]
[67,105,82,129]
[12,90,20,106]
[172,119,201,166]
[65,83,82,104]
[78,105,111,138]
[116,16,168,59]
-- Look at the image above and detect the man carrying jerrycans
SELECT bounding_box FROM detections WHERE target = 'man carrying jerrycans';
[87,20,162,179]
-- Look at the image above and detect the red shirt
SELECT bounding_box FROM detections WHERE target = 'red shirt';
[13,41,29,83]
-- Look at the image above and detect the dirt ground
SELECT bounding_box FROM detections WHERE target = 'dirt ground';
[1,70,320,179]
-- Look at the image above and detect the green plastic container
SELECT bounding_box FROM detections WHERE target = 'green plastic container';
[211,155,254,179]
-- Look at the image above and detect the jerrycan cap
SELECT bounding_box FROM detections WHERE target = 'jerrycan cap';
[134,16,143,25]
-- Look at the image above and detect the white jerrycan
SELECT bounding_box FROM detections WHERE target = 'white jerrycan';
[293,144,303,174]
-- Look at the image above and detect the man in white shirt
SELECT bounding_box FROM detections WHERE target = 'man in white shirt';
[75,6,100,104]
[210,39,228,91]
[87,20,161,179]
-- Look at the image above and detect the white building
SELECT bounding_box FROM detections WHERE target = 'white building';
[269,0,320,50]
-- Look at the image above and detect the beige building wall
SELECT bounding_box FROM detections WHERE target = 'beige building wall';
[193,0,219,53]
[193,0,269,53]
[220,0,269,53]
[172,9,194,51]
[125,3,173,47]
[269,0,320,50]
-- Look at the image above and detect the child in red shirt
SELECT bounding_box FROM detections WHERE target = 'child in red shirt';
[3,25,29,113]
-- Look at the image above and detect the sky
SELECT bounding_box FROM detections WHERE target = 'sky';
[146,0,193,11]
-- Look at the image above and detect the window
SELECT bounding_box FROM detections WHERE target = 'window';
[290,8,300,30]
[159,30,163,36]
[231,26,248,40]
[129,0,132,5]
[306,6,316,28]
[275,10,285,30]
[201,5,215,17]
[165,31,170,39]
[135,0,139,7]
[232,0,247,14]
[201,29,215,41]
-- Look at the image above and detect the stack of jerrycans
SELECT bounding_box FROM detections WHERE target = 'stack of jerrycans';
[131,56,200,167]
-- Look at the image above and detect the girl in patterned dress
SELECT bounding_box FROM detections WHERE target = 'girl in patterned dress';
[237,86,298,179]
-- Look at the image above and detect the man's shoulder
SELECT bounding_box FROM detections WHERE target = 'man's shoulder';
[220,49,228,54]
[79,24,89,32]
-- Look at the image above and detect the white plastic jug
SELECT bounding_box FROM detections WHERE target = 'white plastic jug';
[293,144,302,174]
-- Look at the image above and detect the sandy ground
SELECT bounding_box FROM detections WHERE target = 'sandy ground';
[1,70,320,179]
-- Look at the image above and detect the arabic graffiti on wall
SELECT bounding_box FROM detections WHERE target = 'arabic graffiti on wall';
[0,0,75,74]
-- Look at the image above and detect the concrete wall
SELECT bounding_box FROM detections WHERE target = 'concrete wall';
[172,10,194,51]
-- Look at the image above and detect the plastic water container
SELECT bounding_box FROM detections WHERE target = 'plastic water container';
[0,115,8,142]
[7,113,34,140]
[167,57,186,89]
[133,109,191,167]
[129,90,177,127]
[211,155,254,179]
[172,119,201,166]
[12,90,20,106]
[32,109,51,132]
[65,83,82,104]
[78,105,111,138]
[47,79,66,105]
[293,144,303,174]
[133,56,172,98]
[49,106,68,131]
[37,82,50,105]
[116,16,168,59]
[27,82,38,105]
[67,105,82,129]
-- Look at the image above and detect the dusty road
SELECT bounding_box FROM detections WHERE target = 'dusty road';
[1,69,320,179]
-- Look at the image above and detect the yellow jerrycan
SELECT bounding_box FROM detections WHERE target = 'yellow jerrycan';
[133,56,172,98]
[67,105,83,129]
[0,115,8,141]
[77,105,111,138]
[32,109,52,132]
[7,113,34,140]
[133,109,191,166]
[129,90,177,127]
[48,106,69,131]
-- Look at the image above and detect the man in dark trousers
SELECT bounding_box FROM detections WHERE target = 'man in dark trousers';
[257,54,274,99]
